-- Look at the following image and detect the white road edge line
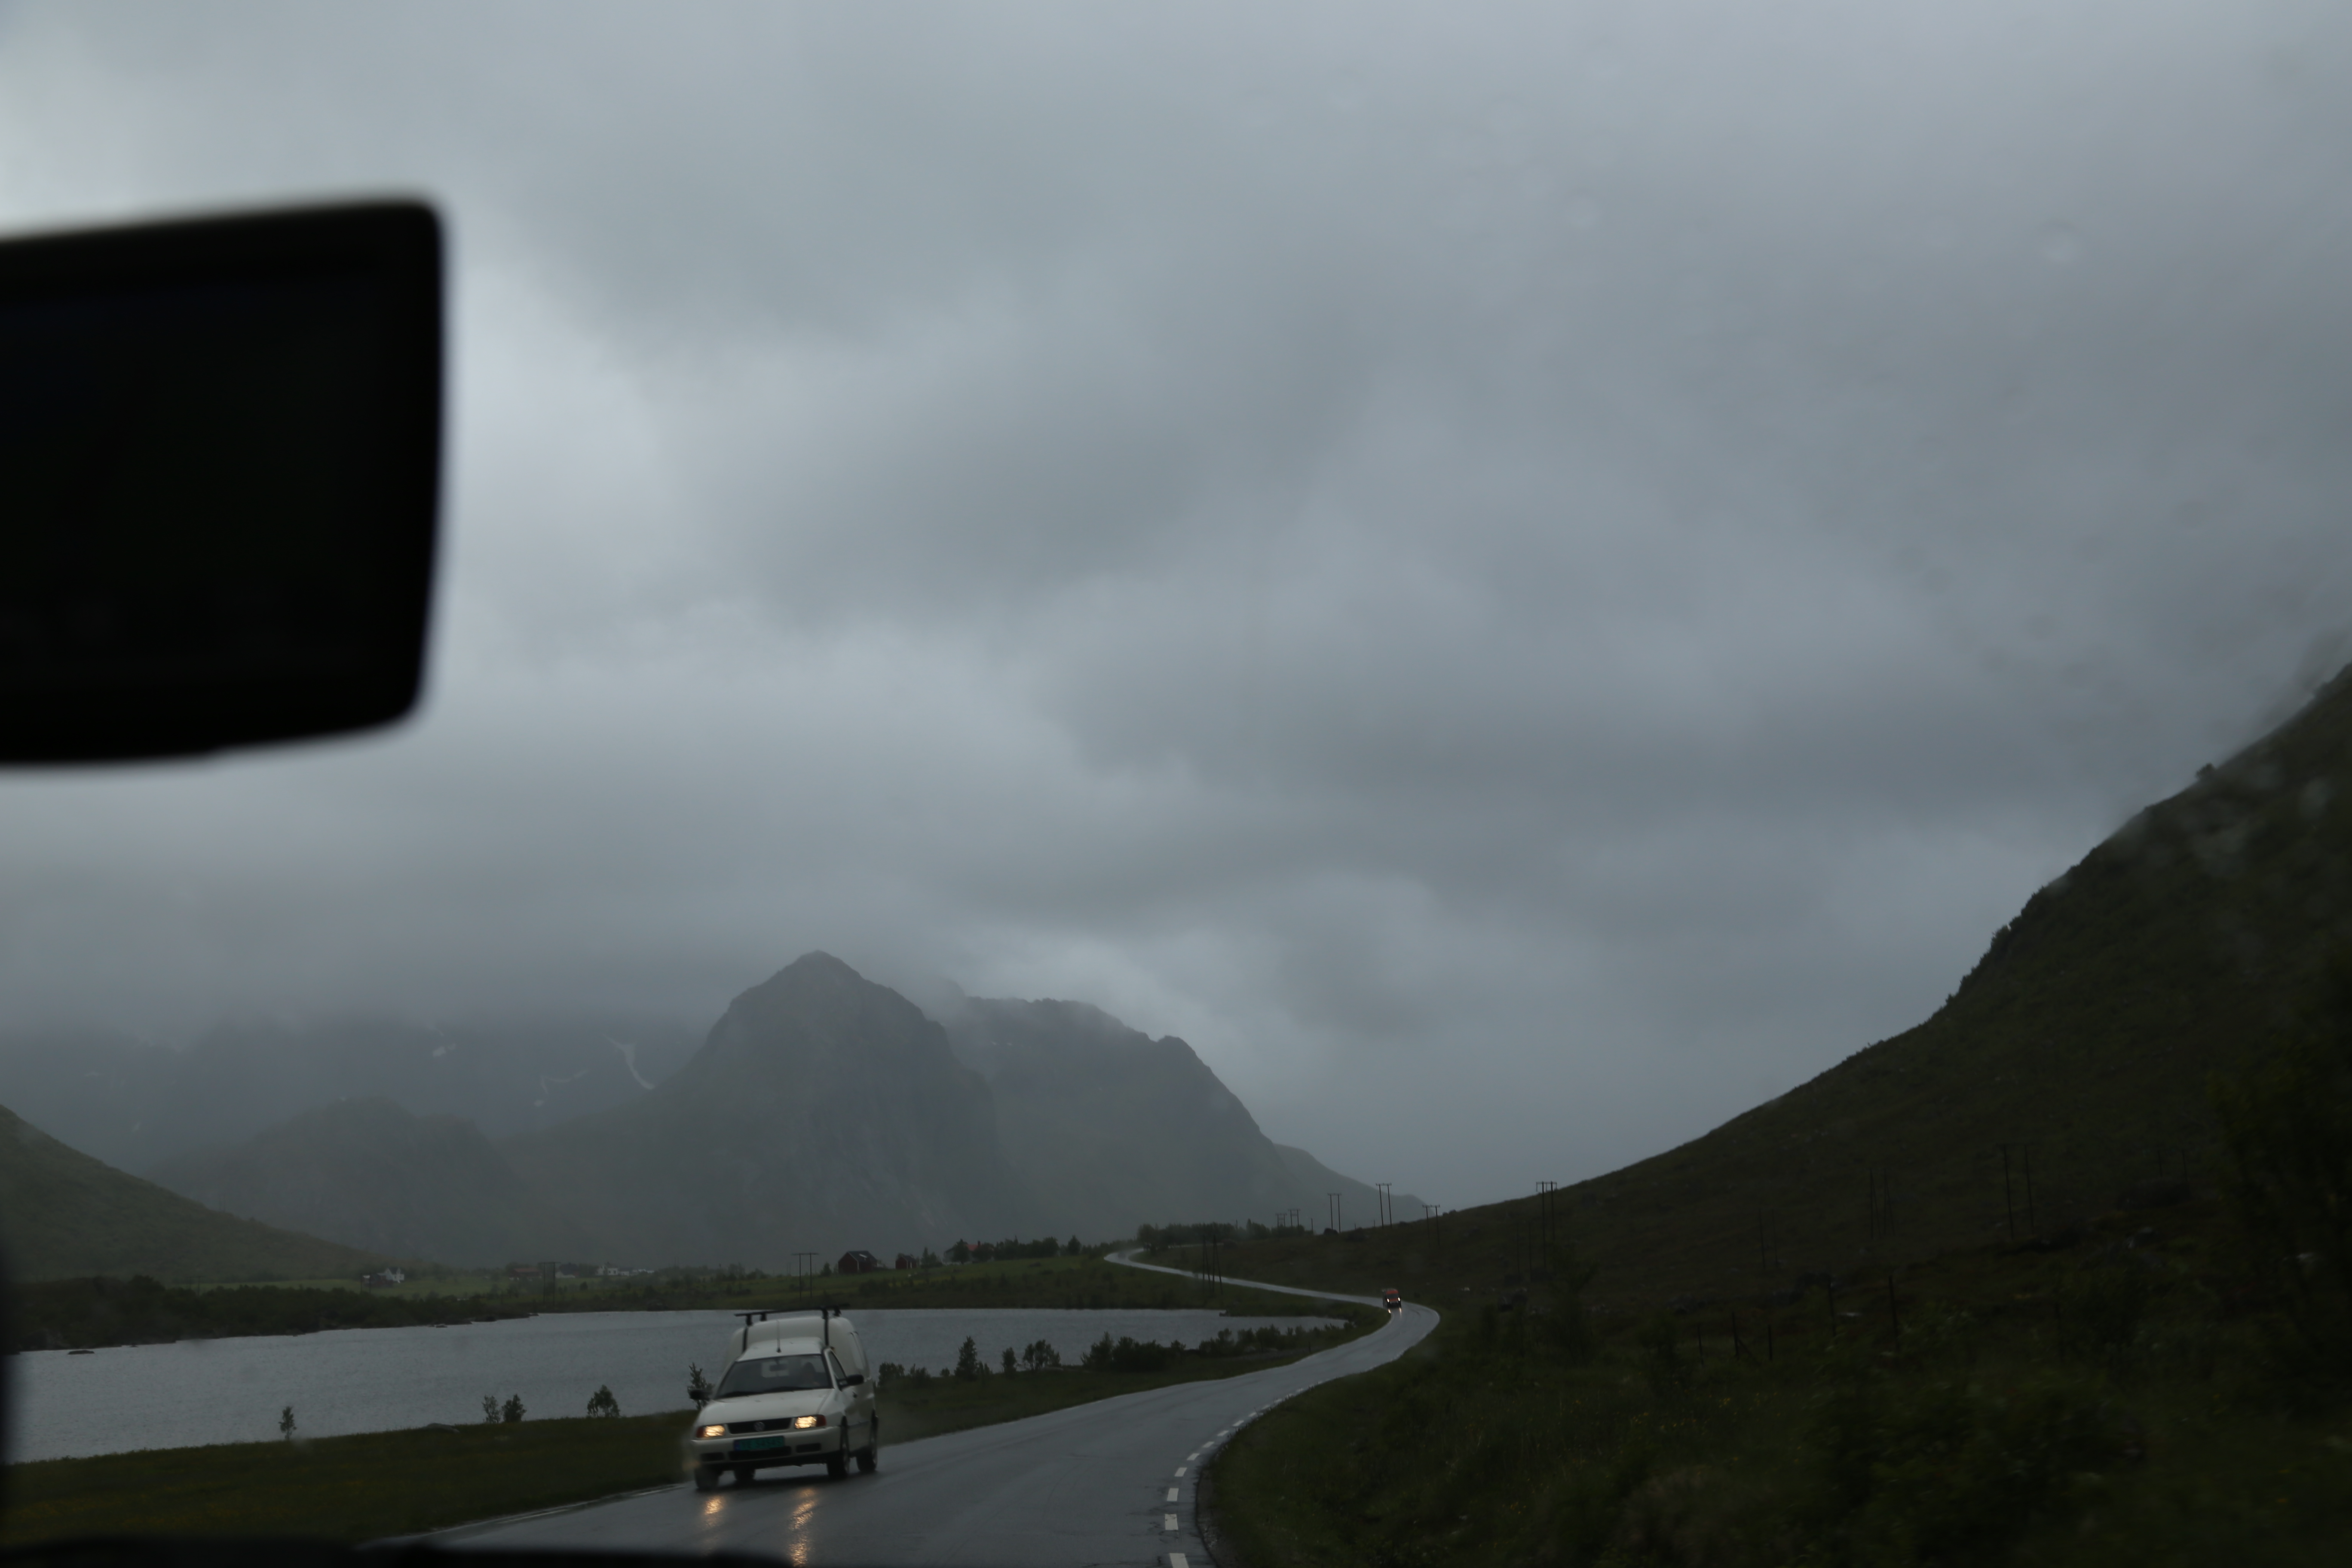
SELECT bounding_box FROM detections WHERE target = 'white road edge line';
[398,1482,681,1545]
[1166,1488,1179,1502]
[1171,1555,1191,1568]
[1163,1513,1179,1532]
[1174,1466,1187,1477]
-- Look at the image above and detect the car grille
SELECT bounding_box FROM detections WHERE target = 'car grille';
[728,1418,798,1433]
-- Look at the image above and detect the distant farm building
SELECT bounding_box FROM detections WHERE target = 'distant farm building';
[893,1253,919,1270]
[838,1249,883,1274]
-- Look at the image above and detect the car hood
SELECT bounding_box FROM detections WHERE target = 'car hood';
[698,1388,841,1426]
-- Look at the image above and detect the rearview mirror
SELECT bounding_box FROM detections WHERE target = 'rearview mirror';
[0,200,442,762]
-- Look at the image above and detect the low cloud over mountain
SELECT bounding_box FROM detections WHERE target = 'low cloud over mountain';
[51,953,1410,1270]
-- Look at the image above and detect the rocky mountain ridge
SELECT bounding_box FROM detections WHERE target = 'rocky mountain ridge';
[0,1013,700,1174]
[938,993,1413,1239]
[30,953,1404,1272]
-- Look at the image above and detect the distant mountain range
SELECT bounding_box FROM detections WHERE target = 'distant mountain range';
[0,956,1413,1275]
[0,1013,701,1174]
[147,1097,600,1266]
[502,953,1038,1266]
[15,666,2345,1291]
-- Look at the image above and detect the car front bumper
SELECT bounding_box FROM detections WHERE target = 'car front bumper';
[686,1423,850,1469]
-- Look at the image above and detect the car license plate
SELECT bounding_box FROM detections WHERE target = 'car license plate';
[733,1435,789,1453]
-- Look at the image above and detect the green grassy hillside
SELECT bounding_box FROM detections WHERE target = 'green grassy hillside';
[0,1102,395,1284]
[1203,666,2352,1307]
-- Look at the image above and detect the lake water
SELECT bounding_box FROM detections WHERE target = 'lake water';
[2,1307,1335,1463]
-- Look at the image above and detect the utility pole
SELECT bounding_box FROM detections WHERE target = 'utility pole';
[1375,1182,1392,1227]
[1327,1193,1342,1234]
[1537,1180,1558,1260]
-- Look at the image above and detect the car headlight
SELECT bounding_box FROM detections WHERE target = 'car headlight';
[697,1424,726,1439]
[791,1414,825,1430]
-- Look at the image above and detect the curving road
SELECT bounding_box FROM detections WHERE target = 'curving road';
[441,1254,1433,1565]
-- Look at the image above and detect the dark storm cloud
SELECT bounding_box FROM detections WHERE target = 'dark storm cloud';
[1,1,2348,1200]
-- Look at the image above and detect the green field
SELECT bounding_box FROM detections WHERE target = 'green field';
[1,1314,1377,1549]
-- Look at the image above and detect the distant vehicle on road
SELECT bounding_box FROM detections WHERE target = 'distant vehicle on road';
[685,1309,878,1489]
[1382,1287,1403,1312]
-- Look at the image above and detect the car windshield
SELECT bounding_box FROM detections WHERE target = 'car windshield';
[4,6,2348,1563]
[714,1354,832,1399]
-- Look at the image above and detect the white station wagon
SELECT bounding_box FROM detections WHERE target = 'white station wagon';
[684,1310,879,1489]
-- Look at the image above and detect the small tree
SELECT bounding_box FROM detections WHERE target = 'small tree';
[919,1247,942,1268]
[481,1394,500,1425]
[502,1393,526,1424]
[687,1363,714,1406]
[279,1406,297,1442]
[954,1335,985,1381]
[1000,1347,1018,1375]
[586,1384,621,1419]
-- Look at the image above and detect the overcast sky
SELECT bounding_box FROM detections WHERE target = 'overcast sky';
[1,1,2347,1207]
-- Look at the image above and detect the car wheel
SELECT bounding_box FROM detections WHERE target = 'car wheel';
[858,1424,879,1473]
[827,1442,850,1479]
[692,1465,719,1493]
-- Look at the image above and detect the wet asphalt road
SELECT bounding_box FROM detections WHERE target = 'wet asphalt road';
[442,1256,1433,1566]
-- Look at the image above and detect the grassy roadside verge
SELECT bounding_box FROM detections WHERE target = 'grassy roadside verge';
[1210,1243,2352,1567]
[2,1313,1381,1548]
[0,1414,691,1548]
[875,1332,1371,1446]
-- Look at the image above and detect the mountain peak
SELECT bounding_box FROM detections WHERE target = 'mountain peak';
[502,953,1037,1261]
[698,951,947,1075]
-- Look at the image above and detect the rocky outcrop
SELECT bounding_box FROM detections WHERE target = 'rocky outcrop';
[939,994,1419,1237]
